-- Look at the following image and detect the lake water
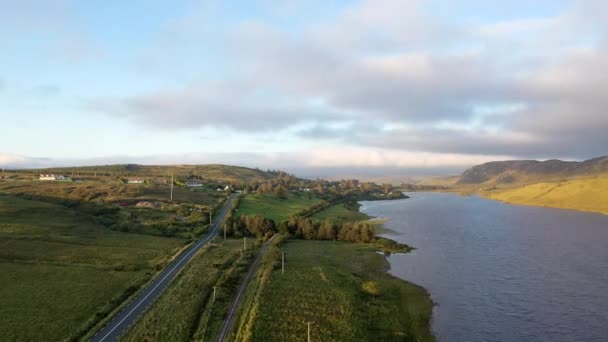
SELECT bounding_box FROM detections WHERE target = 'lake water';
[360,192,608,342]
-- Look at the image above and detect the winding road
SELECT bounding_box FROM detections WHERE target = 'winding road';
[91,194,237,342]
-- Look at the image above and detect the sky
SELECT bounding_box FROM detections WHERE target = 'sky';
[1,0,607,176]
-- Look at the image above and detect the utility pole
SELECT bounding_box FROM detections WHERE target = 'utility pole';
[282,251,285,275]
[170,175,174,201]
[224,223,227,240]
[213,286,217,302]
[209,212,212,225]
[307,322,312,342]
[243,237,247,251]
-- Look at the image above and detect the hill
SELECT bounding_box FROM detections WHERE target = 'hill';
[10,164,279,184]
[457,156,608,185]
[453,156,608,216]
[487,176,608,215]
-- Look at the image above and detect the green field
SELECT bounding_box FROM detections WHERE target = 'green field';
[0,195,185,341]
[0,180,224,206]
[487,176,608,215]
[310,203,370,223]
[235,193,325,222]
[122,239,254,342]
[245,240,435,342]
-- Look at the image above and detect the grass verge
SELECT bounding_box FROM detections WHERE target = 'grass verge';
[120,238,255,341]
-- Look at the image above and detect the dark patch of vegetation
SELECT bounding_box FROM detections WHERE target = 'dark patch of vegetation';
[224,214,411,253]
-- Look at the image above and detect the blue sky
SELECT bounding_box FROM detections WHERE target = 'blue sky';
[1,0,607,175]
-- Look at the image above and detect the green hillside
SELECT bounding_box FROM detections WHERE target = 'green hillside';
[10,164,277,184]
[487,176,608,215]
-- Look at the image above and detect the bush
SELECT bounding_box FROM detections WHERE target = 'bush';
[362,281,381,296]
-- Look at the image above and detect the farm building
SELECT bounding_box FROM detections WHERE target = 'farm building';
[127,178,145,184]
[186,181,203,187]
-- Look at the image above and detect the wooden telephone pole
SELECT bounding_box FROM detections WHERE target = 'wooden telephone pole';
[170,175,174,201]
[307,322,312,342]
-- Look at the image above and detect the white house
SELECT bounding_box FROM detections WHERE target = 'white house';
[39,174,69,181]
[186,181,203,187]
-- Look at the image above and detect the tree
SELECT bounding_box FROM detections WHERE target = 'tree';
[318,220,336,240]
[382,183,392,195]
[360,224,374,243]
[337,222,352,241]
[315,183,325,194]
[274,184,288,199]
[277,221,289,235]
[300,219,317,240]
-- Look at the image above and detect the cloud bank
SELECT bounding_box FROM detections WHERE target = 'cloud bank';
[3,0,607,174]
[85,0,608,162]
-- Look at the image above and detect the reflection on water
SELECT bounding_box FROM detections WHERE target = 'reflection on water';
[361,192,608,342]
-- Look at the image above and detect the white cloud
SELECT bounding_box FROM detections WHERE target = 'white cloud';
[39,0,608,165]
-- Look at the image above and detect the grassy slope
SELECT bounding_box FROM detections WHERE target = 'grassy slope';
[0,195,184,341]
[249,240,434,342]
[310,203,370,223]
[235,193,324,222]
[13,164,274,184]
[487,176,608,215]
[0,180,224,206]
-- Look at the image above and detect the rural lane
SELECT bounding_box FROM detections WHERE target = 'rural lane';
[91,194,237,342]
[215,235,277,342]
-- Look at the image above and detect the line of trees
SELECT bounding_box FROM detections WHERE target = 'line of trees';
[223,214,376,244]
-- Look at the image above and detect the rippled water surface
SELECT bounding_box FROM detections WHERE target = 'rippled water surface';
[361,192,608,342]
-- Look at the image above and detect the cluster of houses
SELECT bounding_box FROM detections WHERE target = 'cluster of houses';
[39,174,237,192]
[124,177,206,188]
[39,174,70,181]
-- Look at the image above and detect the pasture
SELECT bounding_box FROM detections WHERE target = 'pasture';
[235,193,324,222]
[0,195,184,341]
[247,240,434,341]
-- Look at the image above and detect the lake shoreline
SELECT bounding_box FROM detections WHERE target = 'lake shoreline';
[362,192,608,342]
[355,199,437,341]
[482,194,608,216]
[250,239,437,341]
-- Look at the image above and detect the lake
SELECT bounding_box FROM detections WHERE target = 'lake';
[360,192,608,342]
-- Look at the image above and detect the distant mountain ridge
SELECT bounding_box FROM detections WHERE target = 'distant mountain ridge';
[458,156,608,184]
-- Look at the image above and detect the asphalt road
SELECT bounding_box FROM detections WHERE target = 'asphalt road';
[215,235,277,342]
[91,194,237,342]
